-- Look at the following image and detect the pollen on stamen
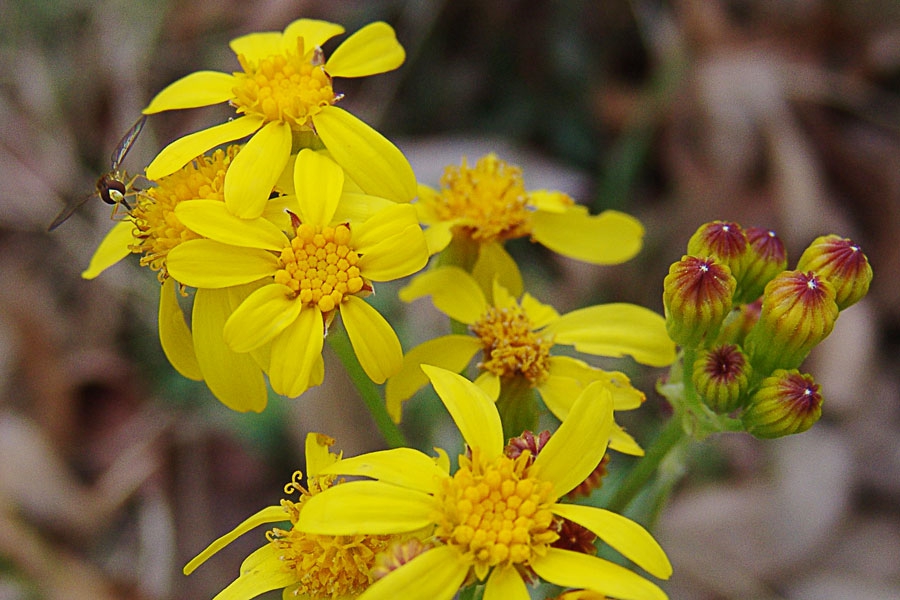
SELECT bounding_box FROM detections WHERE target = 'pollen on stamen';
[432,448,558,577]
[433,154,552,244]
[269,471,396,598]
[470,304,553,384]
[231,41,337,131]
[274,223,365,313]
[130,146,240,282]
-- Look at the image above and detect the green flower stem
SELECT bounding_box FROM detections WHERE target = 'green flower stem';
[605,415,685,515]
[327,328,408,449]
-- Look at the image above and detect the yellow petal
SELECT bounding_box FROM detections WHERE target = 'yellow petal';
[81,219,133,279]
[535,375,583,421]
[224,121,293,219]
[146,116,264,180]
[385,335,481,422]
[421,365,504,460]
[281,19,345,52]
[316,447,448,495]
[471,242,524,298]
[521,293,560,329]
[547,357,645,410]
[224,284,301,353]
[530,208,644,265]
[304,432,339,479]
[314,105,416,202]
[355,215,428,281]
[166,239,278,288]
[268,306,324,398]
[183,505,286,575]
[484,565,529,600]
[143,71,235,114]
[398,266,487,324]
[193,288,268,412]
[531,382,613,499]
[325,22,405,78]
[473,371,501,401]
[609,425,644,456]
[228,31,283,63]
[423,221,454,255]
[175,200,286,250]
[293,149,343,227]
[528,190,577,213]
[341,295,401,384]
[531,548,668,600]
[297,480,435,535]
[212,544,296,599]
[348,546,468,600]
[332,192,396,224]
[552,504,671,578]
[543,304,676,367]
[158,278,201,381]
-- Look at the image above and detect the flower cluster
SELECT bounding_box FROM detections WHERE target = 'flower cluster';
[662,221,872,438]
[70,14,875,600]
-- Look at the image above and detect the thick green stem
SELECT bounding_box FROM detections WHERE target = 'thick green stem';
[327,328,408,449]
[605,416,685,514]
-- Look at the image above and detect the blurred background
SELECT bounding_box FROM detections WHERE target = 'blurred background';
[1,1,898,598]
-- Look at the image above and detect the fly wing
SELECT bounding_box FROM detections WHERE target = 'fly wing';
[110,115,147,169]
[47,191,96,231]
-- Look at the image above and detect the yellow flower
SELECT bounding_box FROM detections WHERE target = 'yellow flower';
[386,266,675,453]
[184,433,404,600]
[166,150,429,398]
[417,154,645,290]
[297,366,673,600]
[82,146,270,412]
[143,18,415,219]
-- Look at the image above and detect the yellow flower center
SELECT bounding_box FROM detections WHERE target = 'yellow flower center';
[433,449,557,577]
[272,473,395,599]
[130,146,238,281]
[432,154,533,243]
[470,304,553,384]
[232,39,336,130]
[274,223,365,313]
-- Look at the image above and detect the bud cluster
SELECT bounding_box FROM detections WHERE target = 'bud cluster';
[662,221,872,438]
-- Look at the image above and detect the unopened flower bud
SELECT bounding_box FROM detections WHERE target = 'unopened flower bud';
[663,256,736,347]
[742,369,823,438]
[687,221,749,289]
[692,344,752,413]
[737,227,788,303]
[715,299,761,346]
[744,270,838,374]
[796,235,872,310]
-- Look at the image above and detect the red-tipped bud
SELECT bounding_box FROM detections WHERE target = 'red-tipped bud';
[663,256,736,347]
[796,235,872,310]
[687,221,749,286]
[742,369,823,438]
[744,270,838,375]
[736,227,788,303]
[715,300,761,346]
[551,518,598,555]
[692,344,752,413]
[505,430,551,463]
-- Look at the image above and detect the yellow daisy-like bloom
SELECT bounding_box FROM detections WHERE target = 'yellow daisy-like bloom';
[165,149,429,398]
[297,366,673,600]
[143,18,415,220]
[184,433,404,600]
[417,154,645,290]
[385,266,675,453]
[81,145,270,412]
